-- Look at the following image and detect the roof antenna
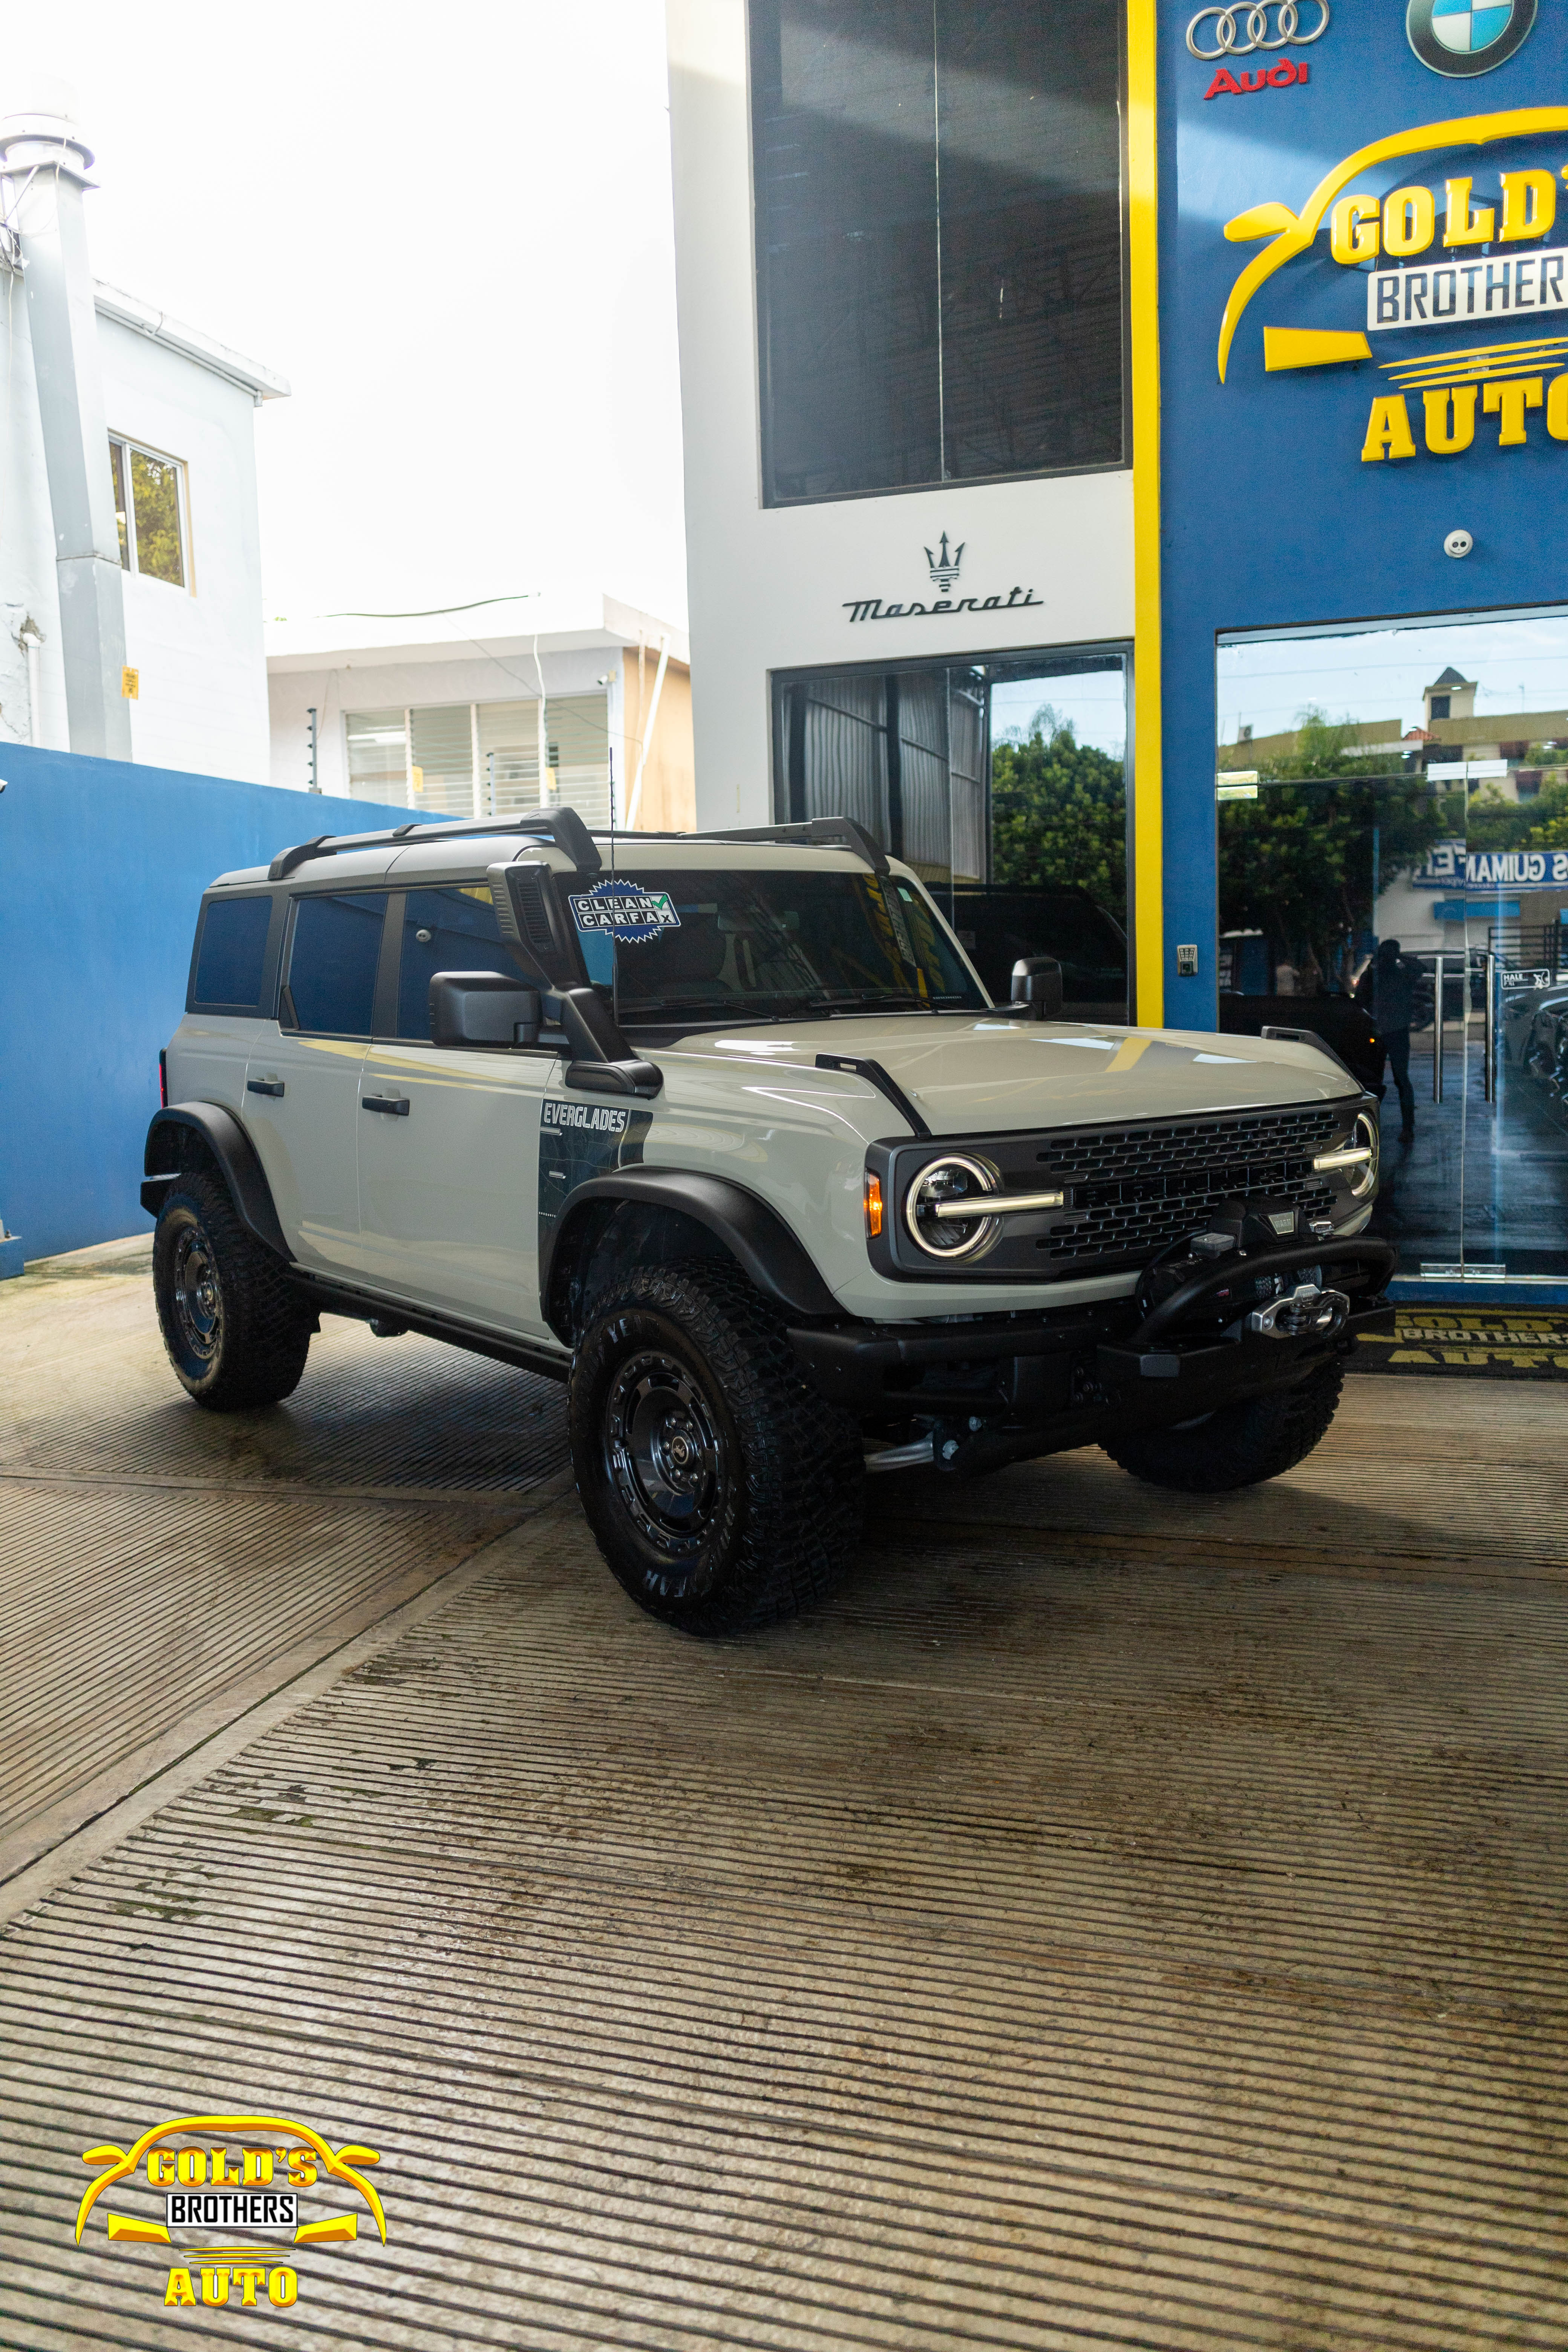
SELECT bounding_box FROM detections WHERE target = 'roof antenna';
[608,744,619,1032]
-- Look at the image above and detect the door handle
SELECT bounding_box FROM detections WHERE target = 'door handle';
[247,1077,285,1098]
[362,1093,410,1116]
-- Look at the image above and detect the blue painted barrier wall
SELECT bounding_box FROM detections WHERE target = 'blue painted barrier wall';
[0,743,409,1262]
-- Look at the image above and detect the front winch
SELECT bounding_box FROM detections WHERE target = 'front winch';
[1245,1282,1350,1340]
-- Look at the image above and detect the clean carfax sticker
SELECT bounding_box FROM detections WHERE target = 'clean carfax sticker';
[541,1099,630,1136]
[568,881,681,943]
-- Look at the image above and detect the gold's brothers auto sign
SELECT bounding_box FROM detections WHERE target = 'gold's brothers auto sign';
[1217,104,1568,463]
[74,2111,387,2311]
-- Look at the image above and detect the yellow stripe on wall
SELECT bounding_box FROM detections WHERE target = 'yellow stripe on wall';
[1126,0,1164,1028]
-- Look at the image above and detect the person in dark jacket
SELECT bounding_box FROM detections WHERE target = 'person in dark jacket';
[1355,937,1417,1137]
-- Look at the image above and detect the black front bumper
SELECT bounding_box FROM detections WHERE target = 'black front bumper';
[789,1236,1395,1469]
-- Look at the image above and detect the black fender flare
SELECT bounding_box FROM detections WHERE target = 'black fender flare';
[544,1170,841,1339]
[142,1103,291,1260]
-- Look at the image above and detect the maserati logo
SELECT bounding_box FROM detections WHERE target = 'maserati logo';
[844,530,1042,624]
[1407,0,1536,74]
[925,532,964,591]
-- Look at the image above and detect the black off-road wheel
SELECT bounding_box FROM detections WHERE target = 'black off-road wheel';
[153,1174,312,1410]
[569,1261,864,1635]
[1102,1358,1344,1494]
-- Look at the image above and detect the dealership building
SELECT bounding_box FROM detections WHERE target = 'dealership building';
[664,0,1568,1295]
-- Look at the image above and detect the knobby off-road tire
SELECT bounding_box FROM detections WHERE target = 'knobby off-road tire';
[570,1260,864,1636]
[1101,1358,1344,1494]
[153,1173,312,1409]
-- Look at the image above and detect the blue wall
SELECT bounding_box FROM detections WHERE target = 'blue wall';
[0,744,408,1261]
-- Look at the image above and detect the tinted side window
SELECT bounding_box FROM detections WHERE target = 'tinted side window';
[286,893,388,1035]
[397,885,532,1038]
[193,894,273,1009]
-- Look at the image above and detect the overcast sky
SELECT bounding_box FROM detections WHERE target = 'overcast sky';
[8,0,688,632]
[1219,612,1568,746]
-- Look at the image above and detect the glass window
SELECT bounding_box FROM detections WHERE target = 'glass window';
[1217,610,1568,1285]
[192,894,273,1009]
[108,437,130,569]
[130,449,184,585]
[107,436,187,586]
[396,885,538,1038]
[772,648,1129,1017]
[578,868,985,1021]
[774,664,988,887]
[346,710,410,805]
[342,695,613,825]
[749,0,1124,504]
[285,893,389,1036]
[410,704,476,819]
[978,655,1129,1019]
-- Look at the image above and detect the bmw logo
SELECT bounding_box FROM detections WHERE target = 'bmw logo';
[1408,0,1537,74]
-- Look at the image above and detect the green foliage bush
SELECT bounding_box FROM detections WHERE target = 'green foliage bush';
[991,707,1126,920]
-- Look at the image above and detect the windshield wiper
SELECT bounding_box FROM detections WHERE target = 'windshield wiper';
[619,994,821,1024]
[822,991,939,1015]
[620,989,961,1027]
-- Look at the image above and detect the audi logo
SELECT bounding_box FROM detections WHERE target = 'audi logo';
[1186,0,1330,57]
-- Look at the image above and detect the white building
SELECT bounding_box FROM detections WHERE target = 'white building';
[0,97,285,781]
[664,1,1133,855]
[266,592,694,834]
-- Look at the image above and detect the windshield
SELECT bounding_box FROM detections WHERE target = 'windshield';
[568,868,987,1021]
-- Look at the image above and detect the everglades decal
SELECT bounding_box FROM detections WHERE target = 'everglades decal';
[537,1094,651,1266]
[541,1099,632,1138]
[568,881,681,944]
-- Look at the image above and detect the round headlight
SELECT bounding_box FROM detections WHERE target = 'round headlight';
[903,1154,1003,1260]
[1349,1108,1379,1197]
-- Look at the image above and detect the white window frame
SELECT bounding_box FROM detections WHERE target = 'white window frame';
[109,432,194,594]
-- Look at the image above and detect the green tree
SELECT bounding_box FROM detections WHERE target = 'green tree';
[990,706,1126,920]
[1524,784,1568,851]
[1467,775,1568,852]
[1218,709,1455,988]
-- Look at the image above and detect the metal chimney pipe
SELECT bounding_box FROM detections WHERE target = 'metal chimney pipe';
[0,99,131,761]
[18,619,45,744]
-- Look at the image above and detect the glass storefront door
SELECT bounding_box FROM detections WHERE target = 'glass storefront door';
[1217,611,1568,1289]
[771,647,1130,1019]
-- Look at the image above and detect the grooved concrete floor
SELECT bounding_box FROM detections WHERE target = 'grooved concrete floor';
[1,1242,1565,2349]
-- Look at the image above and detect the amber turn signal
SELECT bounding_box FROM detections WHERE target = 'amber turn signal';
[864,1172,884,1237]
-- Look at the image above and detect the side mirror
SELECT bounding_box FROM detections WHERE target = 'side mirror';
[1010,955,1063,1021]
[430,971,542,1048]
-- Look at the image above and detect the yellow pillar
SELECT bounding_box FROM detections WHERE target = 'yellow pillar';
[1126,0,1164,1027]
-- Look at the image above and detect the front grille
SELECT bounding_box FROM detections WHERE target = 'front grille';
[1033,1104,1343,1269]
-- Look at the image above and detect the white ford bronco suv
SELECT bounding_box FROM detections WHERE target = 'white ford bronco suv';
[145,808,1393,1634]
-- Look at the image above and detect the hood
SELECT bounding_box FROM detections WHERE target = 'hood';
[681,1015,1359,1135]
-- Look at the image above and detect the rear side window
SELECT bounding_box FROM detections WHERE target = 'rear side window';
[285,892,388,1035]
[396,885,526,1039]
[192,894,273,1009]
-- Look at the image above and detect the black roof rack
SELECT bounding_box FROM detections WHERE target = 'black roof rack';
[625,815,890,874]
[704,815,890,873]
[265,807,891,886]
[267,805,602,882]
